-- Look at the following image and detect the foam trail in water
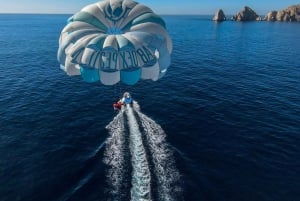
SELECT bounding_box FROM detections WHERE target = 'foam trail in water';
[126,105,152,201]
[104,111,126,200]
[134,102,182,201]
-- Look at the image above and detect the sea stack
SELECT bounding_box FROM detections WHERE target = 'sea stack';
[231,6,261,21]
[213,9,226,22]
[265,4,300,21]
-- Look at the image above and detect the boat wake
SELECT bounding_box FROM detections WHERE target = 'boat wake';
[104,102,182,201]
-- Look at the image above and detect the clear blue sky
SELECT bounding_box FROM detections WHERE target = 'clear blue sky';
[0,0,299,15]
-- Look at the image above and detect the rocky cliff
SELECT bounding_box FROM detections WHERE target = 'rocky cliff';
[231,6,262,21]
[213,9,226,21]
[265,4,300,21]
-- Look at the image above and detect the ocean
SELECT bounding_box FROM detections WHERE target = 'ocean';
[0,14,299,201]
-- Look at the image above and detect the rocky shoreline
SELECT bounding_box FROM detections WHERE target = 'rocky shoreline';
[213,4,300,22]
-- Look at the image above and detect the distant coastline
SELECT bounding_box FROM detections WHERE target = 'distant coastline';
[213,4,300,22]
[0,3,299,22]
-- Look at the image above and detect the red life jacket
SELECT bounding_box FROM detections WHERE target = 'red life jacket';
[113,102,122,109]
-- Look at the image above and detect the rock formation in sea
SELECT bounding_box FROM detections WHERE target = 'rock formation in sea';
[264,4,300,21]
[213,9,226,21]
[231,6,262,21]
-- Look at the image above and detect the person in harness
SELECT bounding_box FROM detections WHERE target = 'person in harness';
[113,100,122,111]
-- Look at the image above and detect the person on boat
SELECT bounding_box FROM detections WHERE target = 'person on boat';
[121,92,133,105]
[113,98,123,111]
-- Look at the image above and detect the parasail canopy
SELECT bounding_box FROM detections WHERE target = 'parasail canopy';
[57,0,172,85]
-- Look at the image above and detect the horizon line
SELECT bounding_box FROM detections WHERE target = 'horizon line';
[0,12,268,16]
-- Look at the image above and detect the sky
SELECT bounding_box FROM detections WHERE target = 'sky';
[0,0,299,15]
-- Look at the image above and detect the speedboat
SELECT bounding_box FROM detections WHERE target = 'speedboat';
[113,92,133,111]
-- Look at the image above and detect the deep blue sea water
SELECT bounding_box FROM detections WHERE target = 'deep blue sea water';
[0,14,300,201]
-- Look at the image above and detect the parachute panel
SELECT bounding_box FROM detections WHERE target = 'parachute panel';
[80,65,100,82]
[100,70,120,85]
[121,68,141,85]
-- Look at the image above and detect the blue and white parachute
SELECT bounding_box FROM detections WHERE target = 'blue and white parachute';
[57,0,172,85]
